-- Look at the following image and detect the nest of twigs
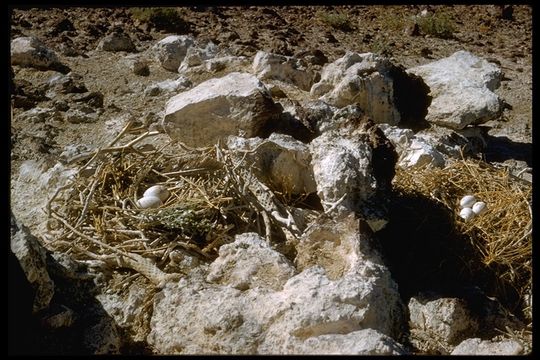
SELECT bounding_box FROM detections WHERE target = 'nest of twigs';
[45,122,303,285]
[393,158,532,317]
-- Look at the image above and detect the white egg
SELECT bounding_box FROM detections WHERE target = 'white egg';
[472,201,487,215]
[459,195,476,208]
[143,185,170,202]
[459,207,475,222]
[137,196,162,209]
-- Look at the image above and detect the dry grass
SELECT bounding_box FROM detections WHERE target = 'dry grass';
[393,158,532,316]
[44,122,295,282]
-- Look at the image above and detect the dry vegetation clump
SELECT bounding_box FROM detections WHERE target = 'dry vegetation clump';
[393,158,532,318]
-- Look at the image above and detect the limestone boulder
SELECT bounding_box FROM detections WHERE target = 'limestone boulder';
[451,338,523,355]
[153,35,195,72]
[148,220,405,354]
[162,72,282,146]
[253,51,317,91]
[310,51,430,126]
[207,233,296,291]
[407,50,502,129]
[11,36,67,72]
[408,293,479,353]
[226,134,317,195]
[96,32,136,52]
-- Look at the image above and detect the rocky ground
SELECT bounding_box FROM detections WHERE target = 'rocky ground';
[10,5,532,355]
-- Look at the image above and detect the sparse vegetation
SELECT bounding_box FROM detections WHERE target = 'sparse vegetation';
[371,36,393,57]
[129,7,190,33]
[317,10,354,32]
[415,12,455,39]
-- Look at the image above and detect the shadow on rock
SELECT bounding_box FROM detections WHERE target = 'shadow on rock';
[483,135,532,167]
[9,214,149,355]
[376,192,493,302]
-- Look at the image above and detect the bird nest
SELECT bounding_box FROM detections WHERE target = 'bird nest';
[393,159,532,318]
[45,121,307,286]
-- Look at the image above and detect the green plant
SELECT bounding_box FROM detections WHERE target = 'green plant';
[317,10,354,32]
[129,7,189,33]
[416,12,455,39]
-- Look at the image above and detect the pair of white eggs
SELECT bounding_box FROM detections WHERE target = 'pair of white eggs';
[136,185,170,209]
[459,195,486,222]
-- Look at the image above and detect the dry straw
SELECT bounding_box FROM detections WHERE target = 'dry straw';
[393,158,532,315]
[45,121,300,286]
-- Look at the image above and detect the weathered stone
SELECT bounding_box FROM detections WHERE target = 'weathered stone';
[398,138,446,169]
[65,108,99,123]
[207,232,296,291]
[18,107,62,124]
[95,280,154,342]
[14,159,77,234]
[96,32,136,52]
[153,35,195,71]
[285,328,406,355]
[148,223,405,354]
[144,76,191,97]
[451,338,523,355]
[226,133,317,195]
[162,72,282,147]
[83,317,121,354]
[46,72,87,95]
[409,294,478,348]
[11,36,65,71]
[309,129,377,214]
[10,214,55,313]
[121,54,149,76]
[408,50,502,129]
[310,51,429,126]
[205,55,250,72]
[253,50,317,91]
[178,41,218,71]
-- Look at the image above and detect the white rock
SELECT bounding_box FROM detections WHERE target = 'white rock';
[408,50,502,129]
[459,207,475,222]
[13,159,77,234]
[96,281,154,342]
[96,32,135,52]
[144,76,191,97]
[121,54,149,75]
[309,130,377,215]
[178,42,218,71]
[136,196,162,209]
[226,134,317,195]
[310,52,402,125]
[148,218,405,354]
[153,35,195,71]
[378,124,415,150]
[207,232,296,291]
[460,195,477,208]
[471,201,486,215]
[162,72,281,146]
[398,138,445,169]
[451,338,523,355]
[253,51,317,91]
[11,36,62,70]
[143,185,170,202]
[287,328,406,355]
[408,295,478,345]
